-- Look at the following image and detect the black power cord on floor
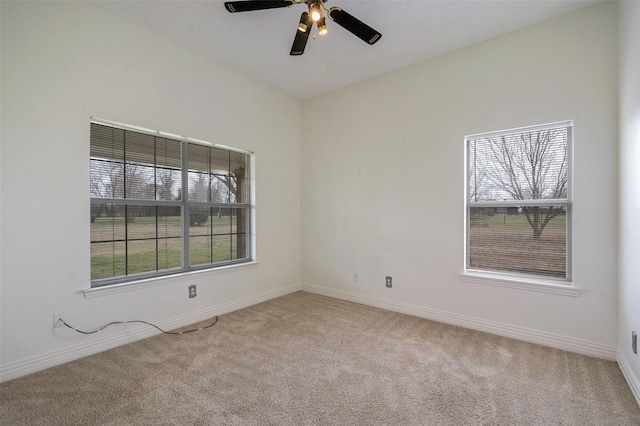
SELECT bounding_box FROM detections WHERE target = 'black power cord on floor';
[60,317,218,335]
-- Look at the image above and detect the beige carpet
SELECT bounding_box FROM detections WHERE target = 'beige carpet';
[1,291,639,425]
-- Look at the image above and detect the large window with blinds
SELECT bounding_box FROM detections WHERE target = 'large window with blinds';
[465,121,572,282]
[90,120,252,287]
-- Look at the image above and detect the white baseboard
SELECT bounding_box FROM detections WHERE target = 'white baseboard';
[1,283,301,383]
[618,352,640,408]
[301,283,617,361]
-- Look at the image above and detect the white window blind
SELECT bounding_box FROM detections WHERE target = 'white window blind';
[465,121,572,281]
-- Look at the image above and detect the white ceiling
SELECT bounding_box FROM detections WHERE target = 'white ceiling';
[92,0,600,100]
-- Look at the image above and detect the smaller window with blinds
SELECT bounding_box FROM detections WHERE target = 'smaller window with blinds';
[465,121,572,282]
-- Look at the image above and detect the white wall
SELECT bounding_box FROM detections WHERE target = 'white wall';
[0,1,301,380]
[301,2,619,356]
[618,0,640,404]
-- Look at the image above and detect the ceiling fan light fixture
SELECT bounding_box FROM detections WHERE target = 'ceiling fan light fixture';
[309,2,322,22]
[318,16,327,35]
[296,10,310,33]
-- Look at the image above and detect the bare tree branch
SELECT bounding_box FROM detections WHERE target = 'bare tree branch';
[469,128,568,239]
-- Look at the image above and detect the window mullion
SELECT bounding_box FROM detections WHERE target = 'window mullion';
[209,148,213,264]
[182,142,190,269]
[154,138,158,272]
[470,200,570,208]
[124,204,129,276]
[123,130,127,199]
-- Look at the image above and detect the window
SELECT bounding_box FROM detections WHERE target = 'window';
[90,121,252,287]
[465,121,572,282]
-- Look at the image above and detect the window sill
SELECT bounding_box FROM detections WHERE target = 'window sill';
[460,270,581,296]
[83,261,260,299]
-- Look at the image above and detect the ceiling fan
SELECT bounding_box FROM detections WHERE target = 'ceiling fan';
[224,0,382,55]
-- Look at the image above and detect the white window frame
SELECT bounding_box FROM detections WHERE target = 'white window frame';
[90,118,255,288]
[462,121,577,295]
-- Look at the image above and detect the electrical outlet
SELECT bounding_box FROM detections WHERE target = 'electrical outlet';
[353,273,359,282]
[53,313,64,328]
[633,331,637,355]
[385,276,392,288]
[189,284,197,298]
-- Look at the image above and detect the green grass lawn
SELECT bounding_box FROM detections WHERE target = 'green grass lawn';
[91,214,241,281]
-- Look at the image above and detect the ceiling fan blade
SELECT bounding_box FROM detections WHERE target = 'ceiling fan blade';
[224,1,294,13]
[328,8,382,45]
[290,12,312,56]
